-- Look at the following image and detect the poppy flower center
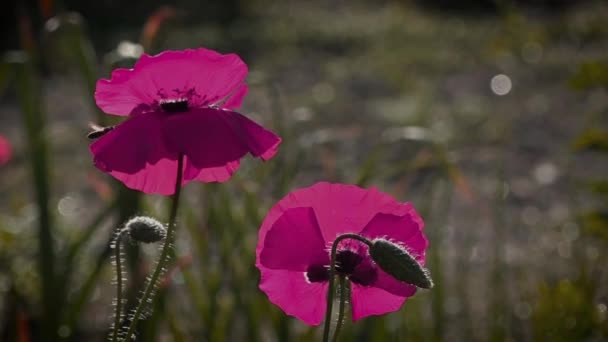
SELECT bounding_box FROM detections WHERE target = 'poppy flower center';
[160,98,189,112]
[305,249,377,286]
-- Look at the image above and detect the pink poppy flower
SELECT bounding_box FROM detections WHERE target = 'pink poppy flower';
[0,135,12,166]
[90,48,281,195]
[256,182,428,325]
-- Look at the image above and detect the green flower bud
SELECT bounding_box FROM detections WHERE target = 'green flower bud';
[125,216,166,244]
[369,238,433,289]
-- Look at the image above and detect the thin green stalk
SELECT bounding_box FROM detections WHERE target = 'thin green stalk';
[322,234,372,342]
[13,55,57,341]
[123,154,184,341]
[112,229,127,342]
[331,276,348,342]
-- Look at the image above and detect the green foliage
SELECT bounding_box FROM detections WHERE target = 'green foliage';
[579,210,608,242]
[573,129,608,153]
[570,60,608,90]
[555,23,608,342]
[533,278,606,341]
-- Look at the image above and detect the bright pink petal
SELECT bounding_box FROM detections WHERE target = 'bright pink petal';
[182,157,240,184]
[221,83,248,109]
[259,268,328,325]
[370,269,418,297]
[162,108,248,167]
[360,211,428,263]
[103,158,180,195]
[162,108,281,171]
[227,111,281,160]
[90,113,180,195]
[94,68,155,116]
[256,183,407,251]
[95,48,247,115]
[350,284,409,321]
[260,207,329,272]
[0,135,12,166]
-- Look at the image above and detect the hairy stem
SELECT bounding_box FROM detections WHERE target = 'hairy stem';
[322,233,372,342]
[331,276,348,342]
[112,229,127,342]
[123,154,184,341]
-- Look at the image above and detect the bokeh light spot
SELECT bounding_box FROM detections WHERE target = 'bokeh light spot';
[490,74,512,96]
[117,41,144,59]
[533,162,558,185]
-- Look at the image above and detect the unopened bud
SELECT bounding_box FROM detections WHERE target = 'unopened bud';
[125,216,166,243]
[369,238,433,289]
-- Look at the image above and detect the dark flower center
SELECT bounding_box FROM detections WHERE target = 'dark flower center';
[160,98,189,112]
[305,249,377,286]
[335,250,363,275]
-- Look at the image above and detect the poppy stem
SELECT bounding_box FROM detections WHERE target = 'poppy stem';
[111,229,128,342]
[322,233,372,342]
[331,276,348,342]
[123,153,184,341]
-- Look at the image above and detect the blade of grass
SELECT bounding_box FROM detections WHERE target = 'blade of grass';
[12,52,57,341]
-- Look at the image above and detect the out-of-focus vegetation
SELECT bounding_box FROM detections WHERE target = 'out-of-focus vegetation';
[1,0,607,341]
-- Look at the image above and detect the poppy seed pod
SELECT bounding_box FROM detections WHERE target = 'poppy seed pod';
[369,239,433,289]
[126,216,166,243]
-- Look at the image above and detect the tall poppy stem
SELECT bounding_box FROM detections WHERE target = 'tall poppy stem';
[111,229,127,342]
[123,154,184,341]
[331,276,348,342]
[322,233,372,342]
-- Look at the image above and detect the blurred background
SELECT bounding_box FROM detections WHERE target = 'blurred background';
[1,0,608,341]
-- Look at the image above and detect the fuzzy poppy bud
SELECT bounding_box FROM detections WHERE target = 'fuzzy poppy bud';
[369,238,433,289]
[125,216,166,243]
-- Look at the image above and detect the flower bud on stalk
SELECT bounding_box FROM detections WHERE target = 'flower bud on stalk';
[125,216,166,244]
[369,238,433,289]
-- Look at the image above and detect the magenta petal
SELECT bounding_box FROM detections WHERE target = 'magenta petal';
[162,108,280,170]
[182,157,240,184]
[90,113,180,195]
[259,268,328,325]
[95,48,247,115]
[371,269,418,297]
[225,111,281,160]
[260,207,329,272]
[350,284,408,321]
[294,183,405,243]
[360,211,427,263]
[103,158,180,195]
[221,83,248,109]
[94,68,155,116]
[256,183,405,258]
[0,135,12,166]
[163,108,248,167]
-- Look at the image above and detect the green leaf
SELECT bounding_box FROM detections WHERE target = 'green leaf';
[573,129,608,153]
[586,180,608,198]
[579,210,608,241]
[570,61,608,90]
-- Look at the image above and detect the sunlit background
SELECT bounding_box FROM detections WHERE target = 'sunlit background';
[1,0,608,341]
